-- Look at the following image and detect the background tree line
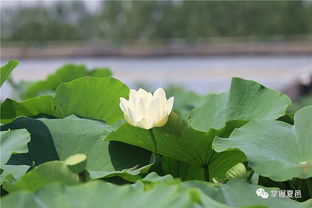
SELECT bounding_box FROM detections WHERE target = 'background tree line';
[1,0,312,44]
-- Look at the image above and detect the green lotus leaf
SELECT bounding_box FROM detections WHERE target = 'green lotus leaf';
[40,115,152,181]
[160,151,245,181]
[0,165,30,185]
[1,60,19,87]
[24,64,88,98]
[88,67,112,77]
[213,105,312,181]
[0,96,55,124]
[184,180,310,208]
[160,157,204,181]
[54,77,129,124]
[107,113,217,166]
[2,180,199,208]
[0,128,31,185]
[0,117,59,167]
[0,129,31,167]
[3,177,308,208]
[107,113,246,182]
[4,161,80,192]
[189,77,291,132]
[24,64,112,98]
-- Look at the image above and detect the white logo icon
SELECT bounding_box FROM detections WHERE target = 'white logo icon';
[256,188,269,199]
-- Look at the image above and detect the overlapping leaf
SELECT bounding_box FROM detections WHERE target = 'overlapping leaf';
[107,113,247,181]
[183,180,310,208]
[0,129,31,185]
[160,157,204,181]
[54,77,129,124]
[40,115,152,181]
[0,165,30,185]
[1,117,59,167]
[24,64,88,98]
[0,96,55,124]
[1,76,129,125]
[188,77,291,132]
[213,105,312,181]
[24,64,112,98]
[3,175,309,208]
[160,151,246,181]
[88,67,112,77]
[4,161,80,192]
[0,129,31,167]
[107,113,217,166]
[208,151,246,181]
[2,180,198,208]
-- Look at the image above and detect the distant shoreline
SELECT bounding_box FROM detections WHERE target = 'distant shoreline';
[1,41,312,59]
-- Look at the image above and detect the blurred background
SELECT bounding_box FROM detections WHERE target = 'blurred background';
[1,0,312,105]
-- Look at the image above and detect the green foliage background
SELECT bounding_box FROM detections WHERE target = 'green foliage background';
[1,1,312,43]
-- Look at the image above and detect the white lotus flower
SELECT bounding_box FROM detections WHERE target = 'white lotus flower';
[119,88,174,129]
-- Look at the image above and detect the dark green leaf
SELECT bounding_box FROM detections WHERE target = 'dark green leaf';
[160,157,204,181]
[0,128,30,185]
[40,116,152,181]
[0,129,31,167]
[1,117,59,167]
[208,151,246,181]
[107,113,217,166]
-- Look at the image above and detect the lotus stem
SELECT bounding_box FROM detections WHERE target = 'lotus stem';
[149,129,157,155]
[203,164,209,182]
[79,171,88,182]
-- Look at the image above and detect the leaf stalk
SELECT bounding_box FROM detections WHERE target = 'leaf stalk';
[203,164,209,182]
[149,129,157,155]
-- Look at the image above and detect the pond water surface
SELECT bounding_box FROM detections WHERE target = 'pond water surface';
[1,55,312,99]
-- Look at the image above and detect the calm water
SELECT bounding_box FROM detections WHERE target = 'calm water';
[1,55,312,99]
